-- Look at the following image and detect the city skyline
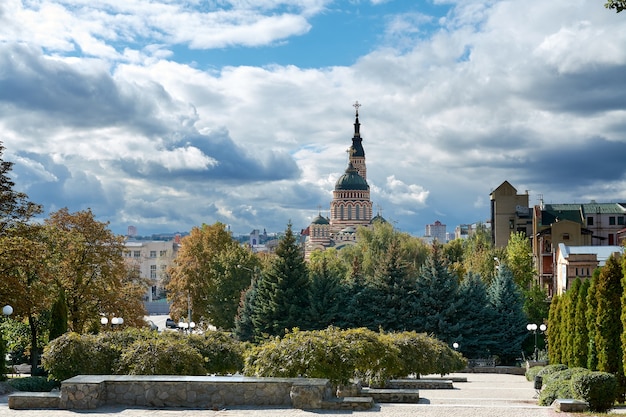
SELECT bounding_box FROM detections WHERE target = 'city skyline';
[1,1,625,237]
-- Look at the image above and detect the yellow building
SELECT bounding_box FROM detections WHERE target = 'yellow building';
[489,181,532,248]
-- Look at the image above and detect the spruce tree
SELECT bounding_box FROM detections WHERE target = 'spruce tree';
[547,295,562,364]
[413,244,462,343]
[307,255,345,329]
[366,239,418,332]
[572,278,590,368]
[594,255,623,374]
[486,265,527,364]
[251,222,310,337]
[338,256,377,329]
[234,277,258,342]
[455,273,492,358]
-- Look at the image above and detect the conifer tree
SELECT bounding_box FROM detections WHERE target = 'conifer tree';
[413,244,462,343]
[563,278,581,366]
[234,276,258,342]
[338,256,377,329]
[547,295,562,364]
[594,255,623,374]
[486,265,527,363]
[366,239,418,332]
[307,251,345,329]
[251,222,310,337]
[586,270,600,370]
[572,278,590,368]
[48,288,68,340]
[455,273,492,358]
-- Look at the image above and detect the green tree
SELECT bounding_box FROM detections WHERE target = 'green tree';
[0,142,42,236]
[443,238,466,280]
[562,278,581,366]
[48,288,68,341]
[605,0,626,12]
[167,222,257,330]
[547,294,562,364]
[486,265,528,363]
[463,223,501,284]
[573,278,590,368]
[413,244,462,343]
[307,249,346,329]
[251,222,310,338]
[455,273,492,358]
[586,271,600,370]
[366,239,418,332]
[505,231,535,289]
[594,255,623,375]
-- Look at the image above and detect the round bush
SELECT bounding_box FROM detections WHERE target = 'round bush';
[187,332,244,375]
[42,333,103,381]
[538,378,575,406]
[525,365,543,382]
[536,364,568,378]
[117,338,206,375]
[571,371,617,412]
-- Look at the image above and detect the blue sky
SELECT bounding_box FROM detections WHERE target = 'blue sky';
[1,0,625,237]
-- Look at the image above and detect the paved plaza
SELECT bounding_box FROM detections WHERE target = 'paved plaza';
[0,372,591,417]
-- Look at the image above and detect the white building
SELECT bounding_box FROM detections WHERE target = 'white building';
[123,240,180,302]
[555,243,624,295]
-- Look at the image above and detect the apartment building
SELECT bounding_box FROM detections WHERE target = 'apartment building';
[555,243,624,295]
[489,181,532,248]
[123,240,180,302]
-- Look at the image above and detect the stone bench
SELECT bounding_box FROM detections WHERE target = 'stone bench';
[388,378,453,389]
[361,387,420,403]
[8,391,61,409]
[10,375,337,410]
[552,398,589,413]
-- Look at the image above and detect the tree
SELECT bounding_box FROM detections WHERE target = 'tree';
[48,288,68,341]
[251,222,310,338]
[413,244,462,343]
[455,273,492,358]
[547,294,562,364]
[486,265,528,363]
[0,223,56,371]
[307,249,347,329]
[573,278,590,368]
[167,222,256,330]
[505,232,535,289]
[365,239,419,332]
[605,0,626,13]
[586,271,600,370]
[46,208,147,333]
[594,255,623,375]
[463,223,501,284]
[562,278,581,366]
[0,142,42,236]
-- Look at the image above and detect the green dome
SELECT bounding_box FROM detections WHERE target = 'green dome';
[335,163,368,191]
[311,214,329,225]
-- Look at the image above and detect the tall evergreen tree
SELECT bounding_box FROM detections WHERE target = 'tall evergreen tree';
[307,252,345,329]
[366,239,418,332]
[413,244,462,343]
[338,256,377,329]
[572,278,590,368]
[563,278,581,366]
[251,222,310,338]
[547,295,562,364]
[455,273,492,358]
[594,255,623,374]
[48,288,68,340]
[586,271,599,370]
[234,275,259,342]
[486,265,527,363]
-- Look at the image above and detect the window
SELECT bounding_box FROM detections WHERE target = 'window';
[587,216,594,226]
[160,250,167,257]
[609,216,616,225]
[619,217,624,225]
[356,205,360,220]
[150,251,156,258]
[562,233,570,240]
[340,206,344,220]
[150,265,157,279]
[133,251,141,258]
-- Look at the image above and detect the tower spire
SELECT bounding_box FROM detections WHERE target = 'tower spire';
[353,101,361,137]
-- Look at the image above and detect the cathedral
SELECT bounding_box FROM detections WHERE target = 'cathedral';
[303,102,386,259]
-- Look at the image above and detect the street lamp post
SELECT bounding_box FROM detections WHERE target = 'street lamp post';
[526,323,547,361]
[101,316,124,329]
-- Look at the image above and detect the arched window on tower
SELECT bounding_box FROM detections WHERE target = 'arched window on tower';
[340,206,344,220]
[356,205,360,220]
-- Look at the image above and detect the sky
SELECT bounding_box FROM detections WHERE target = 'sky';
[1,0,626,238]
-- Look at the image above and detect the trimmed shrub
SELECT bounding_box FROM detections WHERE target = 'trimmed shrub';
[42,333,103,381]
[536,363,567,378]
[117,338,206,375]
[537,367,590,406]
[571,371,617,412]
[525,365,543,382]
[383,331,467,377]
[187,332,245,375]
[7,376,60,392]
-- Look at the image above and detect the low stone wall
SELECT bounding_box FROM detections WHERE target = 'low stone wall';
[388,379,453,389]
[56,375,332,410]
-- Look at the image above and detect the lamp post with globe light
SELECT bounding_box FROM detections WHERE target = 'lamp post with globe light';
[527,323,547,361]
